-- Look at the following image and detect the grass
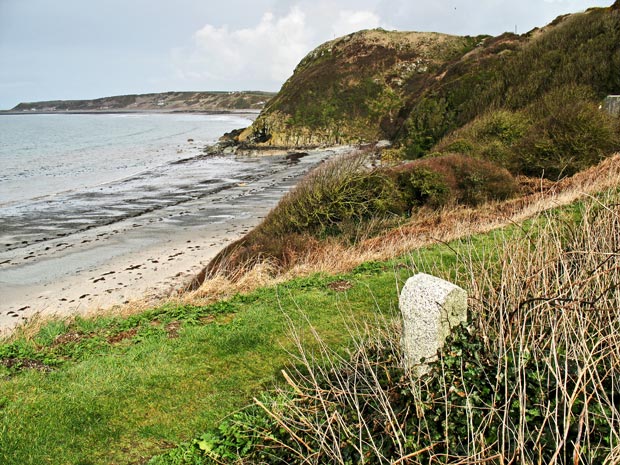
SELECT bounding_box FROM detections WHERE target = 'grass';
[151,188,620,464]
[0,264,410,464]
[0,192,596,465]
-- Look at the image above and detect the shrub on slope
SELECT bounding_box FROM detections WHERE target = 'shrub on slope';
[398,3,620,156]
[207,150,518,279]
[434,85,620,179]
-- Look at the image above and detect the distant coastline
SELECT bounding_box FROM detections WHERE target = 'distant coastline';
[0,109,261,117]
[1,90,275,114]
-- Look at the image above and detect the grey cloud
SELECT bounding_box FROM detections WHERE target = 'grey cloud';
[0,0,613,109]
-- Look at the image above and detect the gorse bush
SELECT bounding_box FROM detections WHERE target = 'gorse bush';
[434,110,531,165]
[401,166,450,208]
[432,85,620,179]
[268,152,399,235]
[394,154,519,208]
[516,84,620,178]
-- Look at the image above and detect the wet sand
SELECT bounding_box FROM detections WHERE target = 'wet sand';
[0,148,344,335]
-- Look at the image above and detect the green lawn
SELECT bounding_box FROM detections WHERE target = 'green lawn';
[0,264,413,464]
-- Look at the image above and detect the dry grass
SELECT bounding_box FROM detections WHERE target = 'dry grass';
[188,153,620,305]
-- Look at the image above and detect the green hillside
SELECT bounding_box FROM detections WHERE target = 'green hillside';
[240,30,483,146]
[240,1,620,175]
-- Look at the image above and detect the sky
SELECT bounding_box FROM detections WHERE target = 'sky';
[0,0,614,109]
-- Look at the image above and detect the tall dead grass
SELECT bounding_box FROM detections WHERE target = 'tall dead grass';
[188,153,620,305]
[233,186,620,464]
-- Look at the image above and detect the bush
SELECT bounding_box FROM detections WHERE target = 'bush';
[516,84,620,179]
[432,87,620,179]
[434,109,531,168]
[406,167,450,208]
[207,151,404,278]
[394,154,519,209]
[270,152,400,236]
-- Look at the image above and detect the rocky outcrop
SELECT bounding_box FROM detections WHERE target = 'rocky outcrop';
[240,29,484,149]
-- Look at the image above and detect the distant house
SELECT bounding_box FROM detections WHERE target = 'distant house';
[603,95,620,117]
[157,100,165,106]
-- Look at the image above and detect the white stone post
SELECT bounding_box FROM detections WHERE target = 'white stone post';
[399,273,468,374]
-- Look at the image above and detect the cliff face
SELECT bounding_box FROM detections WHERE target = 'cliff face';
[11,91,275,113]
[240,29,484,147]
[241,3,620,151]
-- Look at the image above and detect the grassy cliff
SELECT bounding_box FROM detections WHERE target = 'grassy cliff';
[239,30,483,147]
[240,2,620,159]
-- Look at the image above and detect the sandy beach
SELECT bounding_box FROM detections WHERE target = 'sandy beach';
[0,148,344,335]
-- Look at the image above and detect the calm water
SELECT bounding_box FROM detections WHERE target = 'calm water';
[0,113,252,205]
[0,113,284,251]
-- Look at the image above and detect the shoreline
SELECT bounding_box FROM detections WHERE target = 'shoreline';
[0,147,350,336]
[0,109,261,116]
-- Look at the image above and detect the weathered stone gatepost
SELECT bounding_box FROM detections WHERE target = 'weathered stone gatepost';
[399,273,468,374]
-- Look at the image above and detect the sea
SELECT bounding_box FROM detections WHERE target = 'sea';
[0,112,252,205]
[0,112,264,251]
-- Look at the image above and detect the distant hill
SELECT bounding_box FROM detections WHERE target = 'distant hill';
[239,1,620,158]
[239,29,483,146]
[9,91,276,113]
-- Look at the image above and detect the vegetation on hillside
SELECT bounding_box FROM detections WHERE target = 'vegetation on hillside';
[207,148,518,279]
[432,85,620,179]
[239,2,620,167]
[239,30,483,146]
